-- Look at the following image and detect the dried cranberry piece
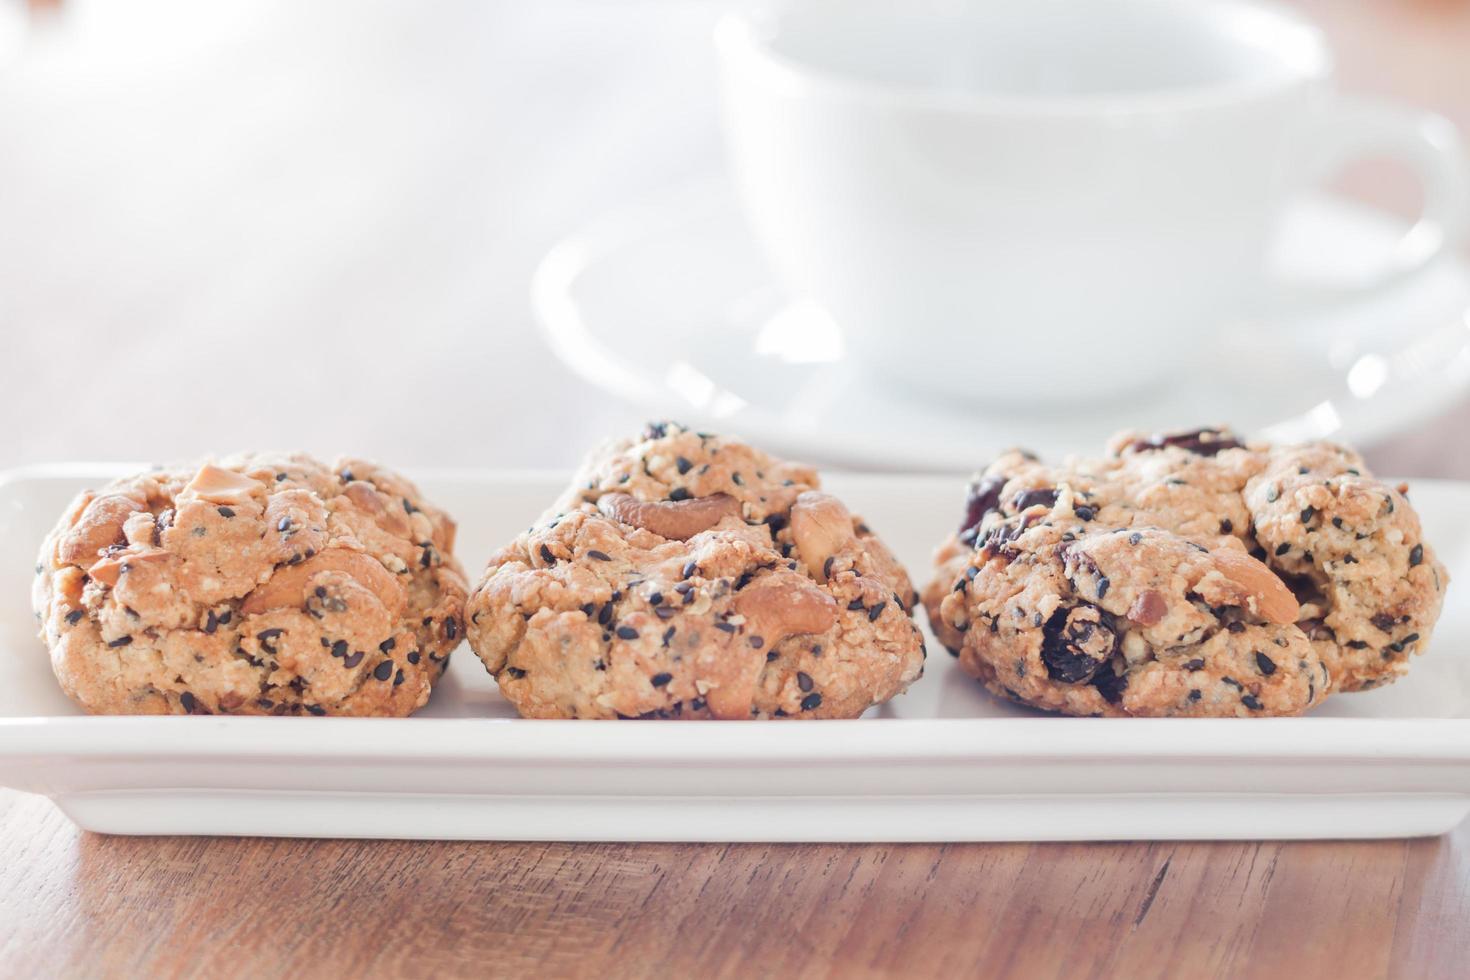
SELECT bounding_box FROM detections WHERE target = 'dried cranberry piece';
[1126,428,1243,457]
[958,474,1005,535]
[1040,605,1118,684]
[1012,488,1058,512]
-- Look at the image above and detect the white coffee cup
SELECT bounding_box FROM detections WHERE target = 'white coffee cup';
[716,0,1469,403]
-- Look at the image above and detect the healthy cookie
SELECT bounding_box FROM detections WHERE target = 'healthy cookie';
[34,454,468,716]
[923,427,1448,717]
[464,422,926,719]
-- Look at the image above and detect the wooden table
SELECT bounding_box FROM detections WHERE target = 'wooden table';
[4,2,1470,977]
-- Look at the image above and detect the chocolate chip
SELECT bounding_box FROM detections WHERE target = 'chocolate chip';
[1255,652,1277,675]
[650,672,672,687]
[373,661,393,681]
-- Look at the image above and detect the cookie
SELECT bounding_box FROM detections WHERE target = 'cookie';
[464,422,926,719]
[922,427,1448,717]
[33,454,468,716]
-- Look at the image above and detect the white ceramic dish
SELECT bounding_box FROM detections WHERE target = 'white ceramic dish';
[2,466,1468,841]
[533,181,1470,471]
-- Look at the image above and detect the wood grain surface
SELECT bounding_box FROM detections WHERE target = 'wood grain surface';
[4,2,1470,978]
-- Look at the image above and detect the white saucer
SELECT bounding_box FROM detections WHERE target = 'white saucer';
[534,180,1470,471]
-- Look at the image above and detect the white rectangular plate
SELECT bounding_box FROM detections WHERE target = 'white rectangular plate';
[2,466,1468,841]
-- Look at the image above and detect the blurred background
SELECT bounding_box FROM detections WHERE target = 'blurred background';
[0,0,1467,474]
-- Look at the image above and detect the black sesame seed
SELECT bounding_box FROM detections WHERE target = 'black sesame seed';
[668,487,691,502]
[373,661,393,681]
[732,472,744,486]
[598,602,614,625]
[655,605,677,620]
[1222,676,1241,689]
[650,672,673,687]
[749,635,765,649]
[1332,517,1344,529]
[1095,577,1110,600]
[216,506,235,518]
[662,625,676,646]
[180,691,198,713]
[306,704,327,716]
[588,550,612,562]
[1255,652,1277,676]
[1128,532,1143,546]
[107,636,133,648]
[715,621,737,634]
[868,601,887,622]
[444,617,459,640]
[1275,543,1291,556]
[1219,519,1233,534]
[1410,544,1424,567]
[393,669,404,686]
[1226,622,1245,634]
[616,626,639,640]
[649,592,663,605]
[675,456,693,475]
[800,692,823,711]
[277,516,292,532]
[65,609,84,625]
[1300,507,1315,525]
[343,651,364,668]
[379,638,396,653]
[505,666,526,679]
[681,560,698,580]
[1265,485,1279,503]
[539,544,555,564]
[1184,658,1206,671]
[766,651,778,662]
[797,672,814,693]
[1188,690,1201,702]
[330,640,348,658]
[408,650,421,664]
[1241,694,1263,710]
[847,598,865,612]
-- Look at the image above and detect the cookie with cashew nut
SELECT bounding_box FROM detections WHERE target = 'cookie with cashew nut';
[923,427,1448,716]
[33,454,468,716]
[464,422,926,719]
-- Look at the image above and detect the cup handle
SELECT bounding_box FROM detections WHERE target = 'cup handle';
[1275,96,1469,306]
